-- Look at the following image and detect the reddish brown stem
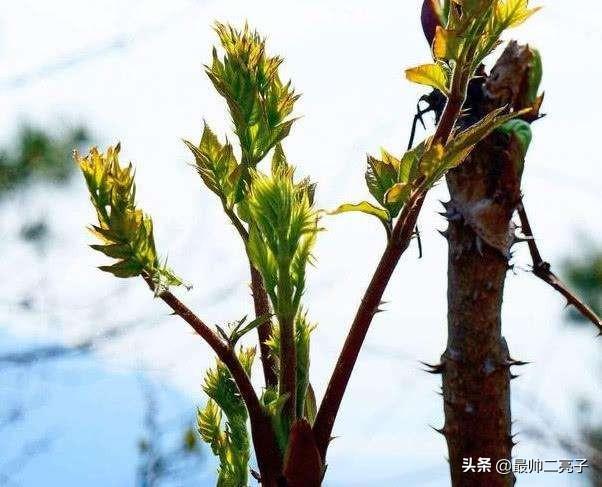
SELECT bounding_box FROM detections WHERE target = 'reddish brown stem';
[517,202,602,333]
[313,56,469,460]
[141,275,282,484]
[312,192,425,459]
[250,265,279,387]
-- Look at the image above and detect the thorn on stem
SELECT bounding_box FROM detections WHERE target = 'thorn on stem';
[419,361,445,374]
[437,229,449,240]
[430,425,447,436]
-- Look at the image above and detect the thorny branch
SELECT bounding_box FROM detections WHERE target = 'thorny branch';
[517,201,602,334]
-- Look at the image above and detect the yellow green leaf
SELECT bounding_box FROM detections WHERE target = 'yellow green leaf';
[405,63,449,94]
[329,201,390,224]
[419,143,445,179]
[432,27,462,61]
[495,0,541,29]
[384,182,412,206]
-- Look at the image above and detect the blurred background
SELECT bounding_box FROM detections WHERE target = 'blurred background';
[1,1,601,485]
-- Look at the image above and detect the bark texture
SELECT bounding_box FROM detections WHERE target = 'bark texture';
[440,42,539,486]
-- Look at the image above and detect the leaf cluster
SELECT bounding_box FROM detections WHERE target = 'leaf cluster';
[75,144,181,291]
[407,0,540,95]
[333,0,538,236]
[245,156,319,322]
[333,106,522,235]
[206,22,299,169]
[198,347,256,486]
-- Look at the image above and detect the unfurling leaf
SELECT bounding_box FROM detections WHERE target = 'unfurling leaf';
[197,399,224,455]
[246,168,319,320]
[206,23,299,167]
[405,63,449,94]
[498,118,532,177]
[200,349,254,486]
[384,182,412,206]
[184,123,242,206]
[362,143,424,219]
[526,47,543,105]
[75,145,182,291]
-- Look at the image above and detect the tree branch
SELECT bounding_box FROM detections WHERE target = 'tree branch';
[517,201,602,334]
[140,274,282,482]
[313,69,470,459]
[312,191,424,459]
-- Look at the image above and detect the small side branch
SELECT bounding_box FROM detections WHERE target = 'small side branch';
[517,202,602,334]
[141,275,282,480]
[142,275,260,415]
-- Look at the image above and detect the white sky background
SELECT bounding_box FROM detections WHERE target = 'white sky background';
[1,1,601,485]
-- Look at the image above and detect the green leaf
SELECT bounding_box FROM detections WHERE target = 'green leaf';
[260,388,290,452]
[294,312,314,419]
[432,26,463,61]
[384,182,412,206]
[229,315,271,346]
[89,243,131,259]
[184,123,241,206]
[498,118,532,177]
[303,383,318,425]
[329,201,390,224]
[494,0,541,29]
[200,356,252,486]
[405,63,449,94]
[98,260,143,278]
[237,346,257,377]
[271,143,288,175]
[498,119,532,158]
[197,400,224,456]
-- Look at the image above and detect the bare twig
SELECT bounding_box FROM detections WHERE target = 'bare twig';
[517,201,602,334]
